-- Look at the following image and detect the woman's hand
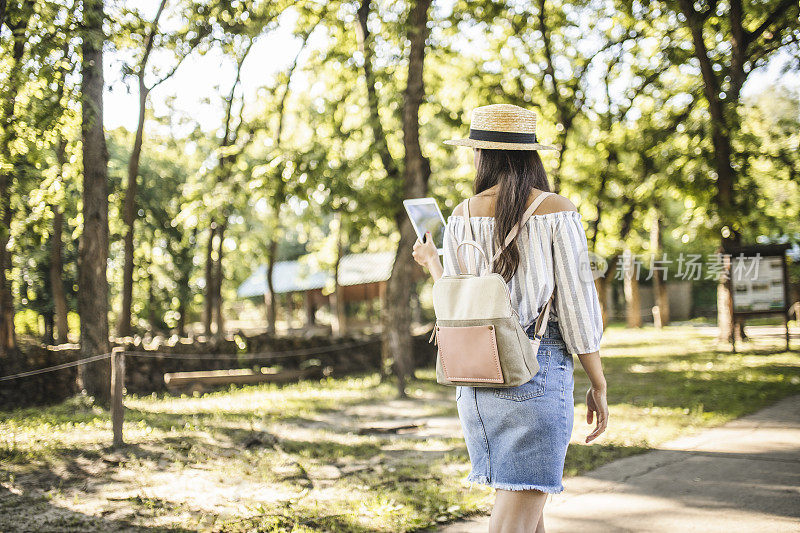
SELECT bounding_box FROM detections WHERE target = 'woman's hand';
[412,232,438,269]
[585,386,608,443]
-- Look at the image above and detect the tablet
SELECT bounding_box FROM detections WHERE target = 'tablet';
[403,198,446,255]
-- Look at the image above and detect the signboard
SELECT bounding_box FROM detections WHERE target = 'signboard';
[731,255,786,312]
[724,243,792,352]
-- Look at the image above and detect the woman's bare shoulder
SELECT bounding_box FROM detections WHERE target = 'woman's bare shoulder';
[535,191,577,214]
[449,190,578,217]
[451,195,493,217]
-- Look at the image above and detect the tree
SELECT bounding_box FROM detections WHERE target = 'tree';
[203,36,253,337]
[78,0,110,402]
[45,31,79,345]
[117,0,167,337]
[355,0,432,397]
[258,13,320,334]
[116,0,210,337]
[0,0,33,355]
[655,0,800,340]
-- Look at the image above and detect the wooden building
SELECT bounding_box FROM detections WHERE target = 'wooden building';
[237,251,396,330]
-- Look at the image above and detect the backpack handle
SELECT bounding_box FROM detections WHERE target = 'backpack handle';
[456,240,489,275]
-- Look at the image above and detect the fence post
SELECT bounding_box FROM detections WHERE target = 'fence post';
[111,347,125,447]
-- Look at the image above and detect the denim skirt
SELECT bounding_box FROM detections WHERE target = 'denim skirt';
[455,320,575,493]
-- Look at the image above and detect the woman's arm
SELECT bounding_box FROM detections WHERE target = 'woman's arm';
[577,350,608,443]
[547,203,609,443]
[412,232,444,281]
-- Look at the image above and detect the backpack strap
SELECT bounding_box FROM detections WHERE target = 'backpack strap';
[525,192,557,340]
[491,191,553,265]
[459,198,477,275]
[498,191,556,340]
[530,291,554,341]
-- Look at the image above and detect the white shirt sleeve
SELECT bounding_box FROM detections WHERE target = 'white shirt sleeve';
[551,212,604,354]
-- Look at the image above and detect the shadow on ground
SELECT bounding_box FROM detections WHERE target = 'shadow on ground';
[0,483,192,533]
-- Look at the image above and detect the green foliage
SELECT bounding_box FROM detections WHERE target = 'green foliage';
[2,0,799,339]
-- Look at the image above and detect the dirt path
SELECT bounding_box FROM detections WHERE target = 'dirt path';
[0,388,468,532]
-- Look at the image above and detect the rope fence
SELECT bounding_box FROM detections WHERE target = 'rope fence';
[0,338,382,382]
[0,352,113,382]
[0,337,385,447]
[121,338,381,361]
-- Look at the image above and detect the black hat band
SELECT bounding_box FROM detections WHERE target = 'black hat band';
[469,128,538,144]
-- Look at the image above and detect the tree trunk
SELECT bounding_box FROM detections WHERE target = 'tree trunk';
[175,226,195,338]
[382,0,432,397]
[597,254,619,328]
[204,223,216,335]
[212,221,225,338]
[0,169,15,355]
[265,236,277,334]
[678,0,742,343]
[623,250,641,328]
[118,0,171,337]
[331,214,346,336]
[304,291,316,327]
[0,5,29,356]
[717,279,735,343]
[43,313,54,345]
[118,84,147,337]
[717,249,735,343]
[78,0,111,403]
[176,299,186,337]
[653,273,669,328]
[650,210,670,327]
[147,255,157,332]
[50,205,69,344]
[355,0,401,182]
[377,281,388,379]
[624,277,641,328]
[710,115,739,342]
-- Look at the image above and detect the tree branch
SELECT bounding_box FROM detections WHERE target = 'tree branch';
[677,0,723,115]
[150,18,214,89]
[747,31,800,71]
[746,0,798,46]
[150,51,187,89]
[729,0,747,100]
[138,0,168,78]
[274,9,326,147]
[0,0,7,33]
[537,0,560,108]
[221,37,256,149]
[356,0,400,181]
[619,64,670,121]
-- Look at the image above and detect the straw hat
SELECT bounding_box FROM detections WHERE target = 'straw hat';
[444,104,558,151]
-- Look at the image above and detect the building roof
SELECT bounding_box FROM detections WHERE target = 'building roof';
[237,251,395,298]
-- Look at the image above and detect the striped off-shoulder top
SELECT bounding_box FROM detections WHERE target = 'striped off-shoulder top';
[442,209,604,355]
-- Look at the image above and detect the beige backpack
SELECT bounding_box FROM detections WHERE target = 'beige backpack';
[430,192,555,387]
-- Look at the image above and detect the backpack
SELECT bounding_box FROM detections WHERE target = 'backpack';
[430,192,555,387]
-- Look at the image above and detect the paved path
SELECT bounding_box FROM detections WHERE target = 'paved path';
[439,395,800,533]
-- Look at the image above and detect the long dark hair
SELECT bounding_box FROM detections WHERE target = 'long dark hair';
[474,149,551,282]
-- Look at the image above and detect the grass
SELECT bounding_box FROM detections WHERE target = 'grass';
[0,324,798,532]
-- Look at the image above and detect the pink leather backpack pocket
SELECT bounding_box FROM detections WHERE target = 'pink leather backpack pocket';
[436,324,503,383]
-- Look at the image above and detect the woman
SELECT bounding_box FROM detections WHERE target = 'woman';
[412,104,608,533]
